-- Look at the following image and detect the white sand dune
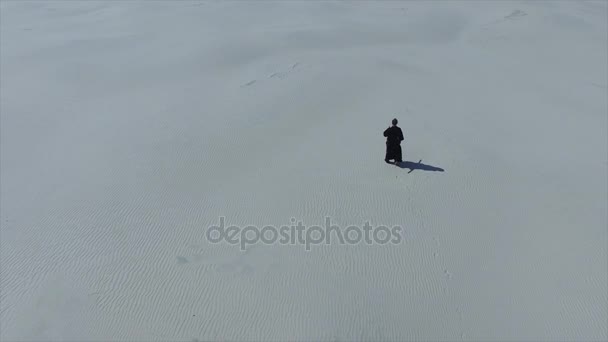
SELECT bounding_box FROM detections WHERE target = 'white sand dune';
[1,1,607,341]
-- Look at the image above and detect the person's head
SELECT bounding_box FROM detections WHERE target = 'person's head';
[392,118,398,126]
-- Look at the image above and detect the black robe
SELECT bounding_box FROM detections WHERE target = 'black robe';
[383,126,404,162]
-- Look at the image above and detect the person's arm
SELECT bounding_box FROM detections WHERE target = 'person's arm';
[399,129,404,141]
[384,127,390,137]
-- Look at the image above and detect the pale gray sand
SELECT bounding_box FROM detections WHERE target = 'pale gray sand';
[1,1,606,340]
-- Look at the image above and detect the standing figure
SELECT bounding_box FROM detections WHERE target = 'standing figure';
[384,118,404,164]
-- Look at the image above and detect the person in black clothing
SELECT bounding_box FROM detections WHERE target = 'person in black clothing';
[384,118,404,164]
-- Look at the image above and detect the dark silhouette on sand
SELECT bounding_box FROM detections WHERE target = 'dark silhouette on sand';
[384,118,404,164]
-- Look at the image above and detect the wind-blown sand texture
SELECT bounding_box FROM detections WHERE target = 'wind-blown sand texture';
[1,1,607,341]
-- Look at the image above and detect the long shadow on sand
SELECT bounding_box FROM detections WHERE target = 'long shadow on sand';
[395,159,445,174]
